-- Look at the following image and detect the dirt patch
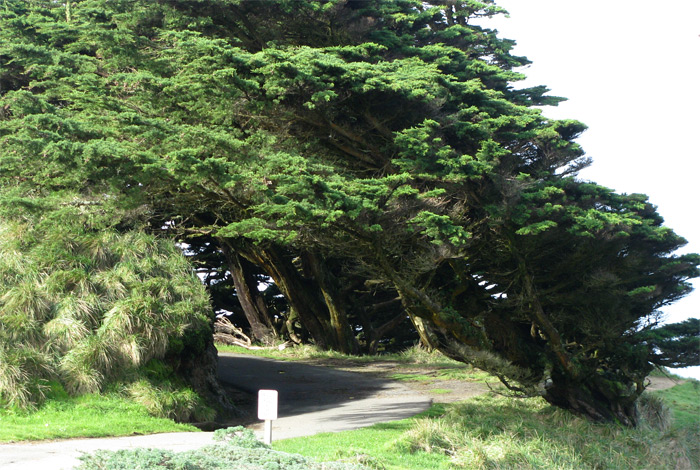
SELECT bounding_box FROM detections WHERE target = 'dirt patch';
[646,376,685,392]
[295,359,495,403]
[399,379,491,403]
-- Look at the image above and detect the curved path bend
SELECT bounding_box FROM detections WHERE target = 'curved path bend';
[0,353,432,470]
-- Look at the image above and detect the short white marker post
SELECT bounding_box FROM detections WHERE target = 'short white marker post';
[257,389,278,445]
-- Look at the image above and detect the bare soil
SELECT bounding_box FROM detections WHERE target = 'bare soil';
[645,375,686,392]
[291,358,495,403]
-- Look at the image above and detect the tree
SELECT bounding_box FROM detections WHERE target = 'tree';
[1,0,697,425]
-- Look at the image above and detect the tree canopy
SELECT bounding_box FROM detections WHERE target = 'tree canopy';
[1,0,698,426]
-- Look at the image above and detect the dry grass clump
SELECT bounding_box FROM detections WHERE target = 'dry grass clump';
[396,391,697,470]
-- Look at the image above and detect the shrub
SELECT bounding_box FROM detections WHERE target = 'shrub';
[0,217,213,411]
[75,427,370,470]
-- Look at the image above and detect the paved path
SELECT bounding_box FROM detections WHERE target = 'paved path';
[0,353,432,470]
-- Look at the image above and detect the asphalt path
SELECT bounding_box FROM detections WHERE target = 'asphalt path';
[0,353,432,470]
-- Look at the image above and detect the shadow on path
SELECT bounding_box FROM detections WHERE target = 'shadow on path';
[217,353,398,417]
[0,353,432,470]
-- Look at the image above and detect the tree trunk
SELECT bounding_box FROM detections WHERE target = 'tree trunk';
[356,297,407,354]
[283,307,304,344]
[176,334,237,421]
[368,311,408,355]
[304,252,360,355]
[242,246,332,350]
[542,371,643,426]
[219,240,276,343]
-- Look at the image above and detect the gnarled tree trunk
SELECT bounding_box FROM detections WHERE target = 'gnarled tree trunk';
[304,252,360,355]
[219,240,277,343]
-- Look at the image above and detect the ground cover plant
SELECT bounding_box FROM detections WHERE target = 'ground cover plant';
[0,209,220,422]
[275,383,700,470]
[75,427,370,470]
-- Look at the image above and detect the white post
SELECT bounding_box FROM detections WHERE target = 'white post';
[258,389,278,445]
[264,419,273,445]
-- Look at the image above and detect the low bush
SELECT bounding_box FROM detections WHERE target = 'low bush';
[0,217,214,411]
[75,427,370,470]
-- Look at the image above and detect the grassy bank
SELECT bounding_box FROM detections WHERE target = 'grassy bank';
[275,382,700,470]
[218,345,699,469]
[0,392,197,442]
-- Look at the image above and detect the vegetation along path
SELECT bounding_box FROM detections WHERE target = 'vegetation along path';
[0,353,432,470]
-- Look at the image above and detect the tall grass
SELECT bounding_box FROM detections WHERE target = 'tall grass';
[395,390,699,470]
[124,379,216,423]
[276,383,699,470]
[0,217,212,419]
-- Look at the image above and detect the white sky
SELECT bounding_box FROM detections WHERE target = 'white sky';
[481,1,700,379]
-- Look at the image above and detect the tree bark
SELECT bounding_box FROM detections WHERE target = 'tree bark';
[542,371,643,426]
[241,246,332,350]
[219,240,276,343]
[304,252,360,355]
[368,311,409,354]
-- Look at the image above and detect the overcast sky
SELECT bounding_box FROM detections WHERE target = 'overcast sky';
[480,1,700,378]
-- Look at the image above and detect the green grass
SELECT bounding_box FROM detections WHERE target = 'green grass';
[390,372,434,382]
[655,380,700,429]
[0,392,198,442]
[6,343,698,470]
[276,383,700,470]
[215,343,467,367]
[273,407,452,470]
[218,343,497,385]
[389,368,494,384]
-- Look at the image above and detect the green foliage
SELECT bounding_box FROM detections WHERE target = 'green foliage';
[0,208,213,409]
[124,379,216,423]
[75,427,370,470]
[0,391,198,442]
[639,319,700,368]
[0,0,697,425]
[213,426,269,449]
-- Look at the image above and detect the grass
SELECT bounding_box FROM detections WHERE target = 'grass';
[217,343,497,384]
[276,384,700,470]
[75,427,370,470]
[428,388,452,395]
[273,406,453,470]
[5,343,699,470]
[0,391,198,442]
[655,380,700,429]
[250,345,699,470]
[215,343,465,367]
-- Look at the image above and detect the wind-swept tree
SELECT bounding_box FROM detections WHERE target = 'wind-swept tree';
[1,0,697,425]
